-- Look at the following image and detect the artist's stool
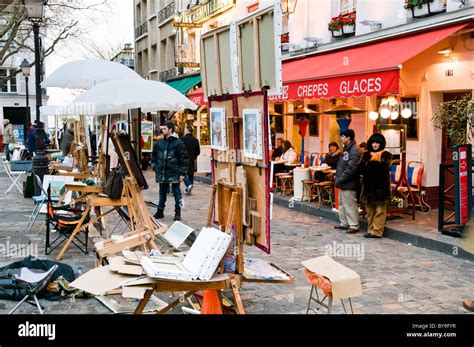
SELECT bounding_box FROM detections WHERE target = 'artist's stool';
[304,269,354,314]
[302,256,362,314]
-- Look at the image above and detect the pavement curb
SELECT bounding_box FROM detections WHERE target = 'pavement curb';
[195,175,473,262]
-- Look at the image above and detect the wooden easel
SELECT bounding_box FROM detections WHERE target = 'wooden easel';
[55,133,165,261]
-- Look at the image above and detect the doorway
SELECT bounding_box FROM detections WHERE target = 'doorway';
[3,107,29,145]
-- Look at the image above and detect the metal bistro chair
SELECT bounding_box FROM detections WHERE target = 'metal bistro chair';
[3,160,32,195]
[8,265,58,314]
[26,175,61,233]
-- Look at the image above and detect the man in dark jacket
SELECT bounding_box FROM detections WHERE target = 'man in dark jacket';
[151,122,189,221]
[181,125,200,195]
[335,129,361,233]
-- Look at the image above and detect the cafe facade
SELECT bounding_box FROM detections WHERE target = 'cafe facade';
[269,19,474,208]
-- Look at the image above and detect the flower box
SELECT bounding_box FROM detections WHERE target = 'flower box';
[412,3,429,17]
[342,24,355,35]
[331,29,343,38]
[428,0,446,14]
[328,11,356,39]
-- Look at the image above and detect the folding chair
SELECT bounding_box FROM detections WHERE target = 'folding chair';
[45,185,90,256]
[8,265,58,314]
[3,160,32,195]
[398,161,430,213]
[26,175,61,233]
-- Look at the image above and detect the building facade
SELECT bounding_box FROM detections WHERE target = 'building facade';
[111,43,135,70]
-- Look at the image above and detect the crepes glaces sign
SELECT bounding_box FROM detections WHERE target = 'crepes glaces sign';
[200,3,283,98]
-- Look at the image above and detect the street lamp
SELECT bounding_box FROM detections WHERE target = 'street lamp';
[20,59,31,126]
[280,0,298,15]
[23,0,48,194]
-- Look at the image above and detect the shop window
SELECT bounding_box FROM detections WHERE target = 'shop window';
[274,104,284,133]
[376,97,418,140]
[200,112,210,146]
[308,104,319,137]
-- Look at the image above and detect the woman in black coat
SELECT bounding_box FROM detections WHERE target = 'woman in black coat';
[358,133,393,238]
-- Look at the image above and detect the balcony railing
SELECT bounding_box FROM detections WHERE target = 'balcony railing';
[158,2,176,24]
[135,22,148,39]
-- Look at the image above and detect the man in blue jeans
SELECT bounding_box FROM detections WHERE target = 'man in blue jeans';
[151,122,189,221]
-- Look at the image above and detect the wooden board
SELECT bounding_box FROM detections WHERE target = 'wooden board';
[111,133,148,190]
[210,92,271,254]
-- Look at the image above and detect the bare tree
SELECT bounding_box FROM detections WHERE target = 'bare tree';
[0,0,111,89]
[77,36,125,61]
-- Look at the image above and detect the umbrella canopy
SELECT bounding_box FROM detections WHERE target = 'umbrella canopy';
[41,60,142,89]
[69,79,198,116]
[322,104,366,114]
[40,104,67,117]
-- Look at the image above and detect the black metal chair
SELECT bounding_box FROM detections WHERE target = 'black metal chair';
[8,265,58,314]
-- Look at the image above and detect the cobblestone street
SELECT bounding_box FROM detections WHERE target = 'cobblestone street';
[0,169,472,314]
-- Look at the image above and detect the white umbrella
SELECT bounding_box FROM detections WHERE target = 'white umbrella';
[69,79,198,116]
[40,104,67,117]
[41,59,142,89]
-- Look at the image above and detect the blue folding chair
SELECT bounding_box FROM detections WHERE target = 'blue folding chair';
[26,175,60,233]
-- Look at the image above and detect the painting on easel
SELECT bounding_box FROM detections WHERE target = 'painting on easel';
[210,108,227,151]
[243,109,263,160]
[111,133,148,190]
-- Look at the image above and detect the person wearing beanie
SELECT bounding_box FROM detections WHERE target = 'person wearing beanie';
[151,122,189,221]
[358,132,393,238]
[335,129,361,233]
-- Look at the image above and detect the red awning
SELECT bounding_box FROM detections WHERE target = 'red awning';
[188,87,208,106]
[275,23,468,101]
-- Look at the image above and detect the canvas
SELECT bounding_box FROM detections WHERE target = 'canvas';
[243,109,263,160]
[210,108,227,151]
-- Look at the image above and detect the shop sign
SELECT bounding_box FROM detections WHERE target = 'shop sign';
[454,145,472,225]
[271,70,399,101]
[176,62,200,68]
[189,93,208,106]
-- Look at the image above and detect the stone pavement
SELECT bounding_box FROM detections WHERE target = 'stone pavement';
[0,167,472,314]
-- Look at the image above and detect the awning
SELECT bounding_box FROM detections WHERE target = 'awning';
[273,23,468,101]
[166,75,201,94]
[188,87,208,106]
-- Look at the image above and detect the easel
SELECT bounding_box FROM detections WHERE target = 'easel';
[55,132,165,261]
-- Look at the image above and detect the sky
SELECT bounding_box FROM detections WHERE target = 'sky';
[46,0,134,106]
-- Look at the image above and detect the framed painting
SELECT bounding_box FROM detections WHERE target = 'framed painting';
[243,109,263,160]
[210,108,227,151]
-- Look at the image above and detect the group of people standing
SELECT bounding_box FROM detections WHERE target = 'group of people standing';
[150,122,200,222]
[334,129,393,238]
